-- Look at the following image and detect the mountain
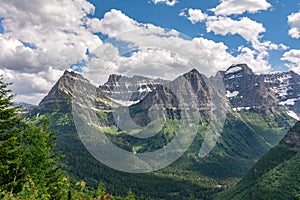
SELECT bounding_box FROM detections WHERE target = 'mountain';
[221,63,300,118]
[28,65,297,199]
[265,71,300,118]
[221,64,279,113]
[216,121,300,200]
[13,102,36,115]
[100,73,168,105]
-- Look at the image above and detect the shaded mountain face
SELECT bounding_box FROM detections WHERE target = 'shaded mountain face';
[33,70,110,114]
[221,63,300,118]
[280,121,300,150]
[221,64,279,113]
[216,121,300,200]
[100,74,168,105]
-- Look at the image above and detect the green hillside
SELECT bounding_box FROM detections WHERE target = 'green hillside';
[216,121,300,200]
[29,102,295,199]
[27,70,296,199]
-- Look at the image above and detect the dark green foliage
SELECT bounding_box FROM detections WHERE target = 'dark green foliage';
[216,122,300,200]
[0,76,23,193]
[37,107,293,199]
[125,189,135,200]
[20,117,67,199]
[97,181,106,197]
[0,77,69,199]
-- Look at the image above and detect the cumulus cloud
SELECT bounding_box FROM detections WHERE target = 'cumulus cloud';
[0,0,108,103]
[179,4,286,73]
[205,16,265,42]
[1,67,63,104]
[212,0,271,16]
[281,49,300,73]
[85,9,274,79]
[151,0,178,6]
[179,8,208,24]
[288,11,300,38]
[0,1,277,104]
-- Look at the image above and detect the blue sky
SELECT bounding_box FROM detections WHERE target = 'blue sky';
[89,0,300,71]
[0,0,300,104]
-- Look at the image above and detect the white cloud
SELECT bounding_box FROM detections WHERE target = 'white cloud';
[1,67,63,105]
[179,8,208,24]
[85,9,273,78]
[0,3,277,104]
[205,16,265,42]
[180,7,285,57]
[212,0,271,16]
[288,11,300,38]
[281,49,300,73]
[151,0,178,6]
[204,15,286,67]
[0,0,108,104]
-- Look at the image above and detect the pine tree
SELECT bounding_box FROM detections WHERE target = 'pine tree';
[0,76,23,193]
[125,189,135,200]
[20,116,66,199]
[0,76,68,199]
[96,181,106,197]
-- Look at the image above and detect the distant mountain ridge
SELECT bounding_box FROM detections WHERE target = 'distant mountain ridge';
[33,63,300,119]
[28,64,298,199]
[221,64,300,118]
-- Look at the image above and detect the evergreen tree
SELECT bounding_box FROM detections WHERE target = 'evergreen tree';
[0,77,68,199]
[20,116,66,199]
[125,189,135,200]
[0,76,23,193]
[189,192,195,200]
[96,181,107,197]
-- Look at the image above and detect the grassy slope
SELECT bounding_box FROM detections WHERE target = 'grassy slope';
[31,101,295,199]
[216,123,300,200]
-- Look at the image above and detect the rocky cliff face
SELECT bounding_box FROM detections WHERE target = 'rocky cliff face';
[221,64,279,113]
[34,64,300,120]
[220,63,300,118]
[280,121,300,150]
[100,74,168,105]
[264,71,300,117]
[35,70,108,113]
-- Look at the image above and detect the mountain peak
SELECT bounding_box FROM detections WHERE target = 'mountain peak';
[189,68,200,74]
[107,74,122,84]
[225,64,254,75]
[62,70,88,82]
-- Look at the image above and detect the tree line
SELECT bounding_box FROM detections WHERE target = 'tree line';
[0,76,136,200]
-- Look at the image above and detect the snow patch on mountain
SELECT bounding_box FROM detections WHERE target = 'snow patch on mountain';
[111,98,140,106]
[226,90,239,98]
[233,107,251,111]
[225,66,242,74]
[287,110,299,120]
[279,98,298,106]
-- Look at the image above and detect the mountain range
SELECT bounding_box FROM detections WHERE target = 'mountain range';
[27,63,298,199]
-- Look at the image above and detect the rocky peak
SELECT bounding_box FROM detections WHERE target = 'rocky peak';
[183,69,209,97]
[222,64,279,113]
[188,68,201,75]
[280,121,300,150]
[106,74,122,86]
[35,70,102,113]
[225,64,254,76]
[100,74,168,104]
